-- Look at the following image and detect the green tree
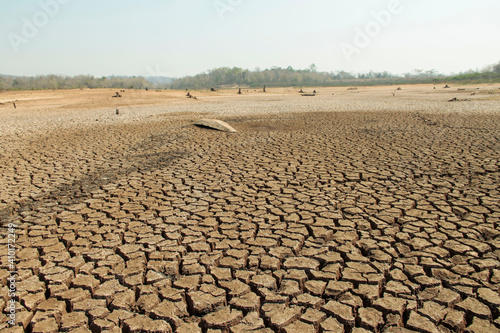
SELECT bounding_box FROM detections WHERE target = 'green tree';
[493,62,500,73]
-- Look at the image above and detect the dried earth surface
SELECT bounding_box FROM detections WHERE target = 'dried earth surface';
[1,85,500,332]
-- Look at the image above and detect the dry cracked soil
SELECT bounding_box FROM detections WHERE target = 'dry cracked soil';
[0,85,500,332]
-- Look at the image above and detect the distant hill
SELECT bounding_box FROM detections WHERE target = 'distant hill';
[146,76,175,85]
[104,75,175,86]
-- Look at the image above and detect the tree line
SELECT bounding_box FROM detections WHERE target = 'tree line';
[1,62,498,91]
[0,75,150,91]
[168,62,500,89]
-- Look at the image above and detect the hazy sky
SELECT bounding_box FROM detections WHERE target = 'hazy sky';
[1,0,499,78]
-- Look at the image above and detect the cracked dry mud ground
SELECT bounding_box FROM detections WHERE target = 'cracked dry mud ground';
[1,107,500,332]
